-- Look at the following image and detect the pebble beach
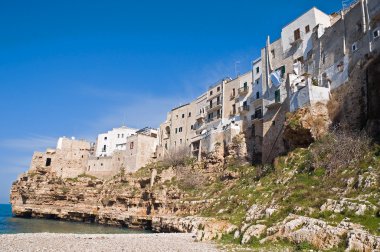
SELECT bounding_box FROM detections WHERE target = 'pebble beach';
[0,233,220,252]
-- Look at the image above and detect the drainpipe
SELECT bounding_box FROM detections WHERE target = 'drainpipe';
[341,10,347,56]
[364,0,372,52]
[265,36,271,99]
[361,0,367,33]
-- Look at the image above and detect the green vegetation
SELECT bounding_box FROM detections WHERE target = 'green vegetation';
[166,131,380,249]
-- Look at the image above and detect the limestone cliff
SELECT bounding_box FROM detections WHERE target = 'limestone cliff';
[10,132,380,251]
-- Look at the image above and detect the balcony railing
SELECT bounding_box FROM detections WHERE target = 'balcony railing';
[195,113,205,121]
[289,31,304,46]
[238,86,249,95]
[206,101,222,111]
[206,114,222,123]
[251,110,263,121]
[238,105,250,114]
[230,92,236,100]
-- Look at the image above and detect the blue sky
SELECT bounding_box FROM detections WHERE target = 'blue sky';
[0,0,342,203]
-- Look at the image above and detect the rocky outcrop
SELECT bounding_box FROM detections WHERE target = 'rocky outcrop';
[347,229,380,252]
[284,103,331,149]
[241,224,266,244]
[152,216,237,241]
[260,214,380,251]
[320,198,378,216]
[10,166,237,241]
[262,214,346,250]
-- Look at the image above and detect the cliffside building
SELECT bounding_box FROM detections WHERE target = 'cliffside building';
[95,126,137,157]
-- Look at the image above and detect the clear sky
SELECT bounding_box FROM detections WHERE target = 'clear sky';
[0,0,343,203]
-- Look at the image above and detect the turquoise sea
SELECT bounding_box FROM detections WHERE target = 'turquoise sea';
[0,204,149,234]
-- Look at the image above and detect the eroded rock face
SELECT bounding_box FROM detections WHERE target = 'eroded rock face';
[10,166,238,241]
[11,168,200,228]
[284,103,331,150]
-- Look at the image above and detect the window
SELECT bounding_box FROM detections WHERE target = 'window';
[337,62,344,72]
[352,42,358,52]
[232,104,236,114]
[122,134,124,138]
[104,137,107,140]
[46,158,52,167]
[256,67,259,74]
[256,79,259,85]
[176,115,178,119]
[271,49,275,58]
[117,134,120,138]
[179,127,183,132]
[175,128,178,133]
[188,112,191,117]
[294,28,301,41]
[103,145,106,152]
[374,29,379,39]
[217,96,220,105]
[180,139,182,144]
[217,86,220,92]
[182,114,184,118]
[210,91,213,96]
[165,143,168,150]
[251,125,256,137]
[305,25,310,33]
[130,142,134,149]
[101,163,103,166]
[356,22,362,32]
[272,121,276,126]
[256,92,260,99]
[243,82,248,88]
[232,88,235,96]
[191,125,194,130]
[275,89,281,103]
[209,100,212,108]
[322,53,326,64]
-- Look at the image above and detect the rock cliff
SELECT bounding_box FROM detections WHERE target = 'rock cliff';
[10,131,380,251]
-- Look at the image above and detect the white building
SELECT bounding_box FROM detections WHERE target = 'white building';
[95,126,138,157]
[280,7,331,57]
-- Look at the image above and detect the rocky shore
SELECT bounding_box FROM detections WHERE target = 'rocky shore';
[0,233,220,252]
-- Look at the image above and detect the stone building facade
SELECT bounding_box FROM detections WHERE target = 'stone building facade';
[30,137,91,178]
[157,0,380,164]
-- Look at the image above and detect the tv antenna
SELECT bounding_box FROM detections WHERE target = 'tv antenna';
[235,61,241,77]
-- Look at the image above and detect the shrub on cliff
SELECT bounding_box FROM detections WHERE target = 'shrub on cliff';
[161,147,192,167]
[310,130,371,174]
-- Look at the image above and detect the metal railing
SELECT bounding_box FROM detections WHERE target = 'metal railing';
[238,86,249,95]
[206,101,223,111]
[238,105,250,113]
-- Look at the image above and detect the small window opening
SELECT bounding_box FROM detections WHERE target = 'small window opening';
[46,158,52,167]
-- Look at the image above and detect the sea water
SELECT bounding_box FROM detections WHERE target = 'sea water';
[0,204,149,234]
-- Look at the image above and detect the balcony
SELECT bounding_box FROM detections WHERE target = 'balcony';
[230,92,236,100]
[195,113,205,122]
[289,30,304,47]
[206,114,222,123]
[251,110,263,122]
[207,91,222,101]
[238,86,249,95]
[206,101,222,112]
[238,105,250,114]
